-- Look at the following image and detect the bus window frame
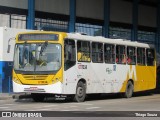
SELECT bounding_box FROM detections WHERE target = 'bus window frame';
[91,42,104,63]
[137,47,146,66]
[127,46,136,65]
[146,48,155,66]
[116,45,126,64]
[77,40,91,62]
[104,43,115,64]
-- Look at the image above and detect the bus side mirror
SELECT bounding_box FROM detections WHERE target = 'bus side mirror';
[7,37,15,53]
[7,45,11,53]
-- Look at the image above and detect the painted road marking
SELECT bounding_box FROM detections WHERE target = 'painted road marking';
[35,105,58,109]
[0,104,14,106]
[35,108,53,111]
[85,107,100,110]
[69,106,78,108]
[0,107,9,109]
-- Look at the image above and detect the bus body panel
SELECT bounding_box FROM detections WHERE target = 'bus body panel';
[63,63,156,94]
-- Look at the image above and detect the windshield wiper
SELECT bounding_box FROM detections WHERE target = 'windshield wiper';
[40,41,48,55]
[22,41,27,68]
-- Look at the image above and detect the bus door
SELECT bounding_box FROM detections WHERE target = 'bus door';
[64,39,76,83]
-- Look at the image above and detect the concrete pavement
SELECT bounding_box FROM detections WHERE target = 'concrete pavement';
[0,93,31,100]
[0,93,13,100]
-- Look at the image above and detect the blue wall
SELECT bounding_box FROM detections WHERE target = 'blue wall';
[0,61,13,93]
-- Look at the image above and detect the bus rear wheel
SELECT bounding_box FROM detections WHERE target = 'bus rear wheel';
[123,81,134,98]
[73,81,86,102]
[31,93,45,102]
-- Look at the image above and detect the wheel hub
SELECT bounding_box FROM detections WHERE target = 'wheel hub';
[77,87,83,97]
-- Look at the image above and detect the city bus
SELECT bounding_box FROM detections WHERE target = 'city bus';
[12,31,156,102]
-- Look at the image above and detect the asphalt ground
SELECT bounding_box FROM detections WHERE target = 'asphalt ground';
[0,88,160,100]
[1,90,160,120]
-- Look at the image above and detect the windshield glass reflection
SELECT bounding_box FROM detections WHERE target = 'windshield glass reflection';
[14,43,61,72]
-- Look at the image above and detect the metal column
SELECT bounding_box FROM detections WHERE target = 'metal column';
[132,0,139,41]
[27,0,35,29]
[103,0,110,38]
[68,0,76,32]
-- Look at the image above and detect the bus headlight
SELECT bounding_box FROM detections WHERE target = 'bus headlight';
[52,78,59,84]
[13,77,21,84]
[56,78,59,81]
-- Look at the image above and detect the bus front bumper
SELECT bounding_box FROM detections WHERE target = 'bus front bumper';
[12,81,63,94]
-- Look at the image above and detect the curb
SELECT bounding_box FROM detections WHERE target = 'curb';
[0,93,31,100]
[0,95,13,100]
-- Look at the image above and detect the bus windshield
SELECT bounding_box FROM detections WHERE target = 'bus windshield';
[14,43,61,73]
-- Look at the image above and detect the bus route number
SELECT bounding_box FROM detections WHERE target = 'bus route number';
[78,65,87,69]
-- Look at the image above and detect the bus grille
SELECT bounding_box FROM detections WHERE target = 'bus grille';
[23,75,48,80]
[24,88,46,92]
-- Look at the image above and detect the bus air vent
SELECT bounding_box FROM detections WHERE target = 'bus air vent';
[23,75,48,80]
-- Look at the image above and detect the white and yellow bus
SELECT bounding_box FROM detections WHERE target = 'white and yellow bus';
[12,31,156,102]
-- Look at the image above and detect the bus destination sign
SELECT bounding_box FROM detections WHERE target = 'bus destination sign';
[18,34,59,41]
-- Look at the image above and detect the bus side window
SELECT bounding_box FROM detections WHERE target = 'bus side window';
[104,44,115,63]
[77,41,91,62]
[77,52,82,61]
[92,42,103,63]
[146,49,155,66]
[137,48,146,66]
[64,39,76,70]
[116,45,126,64]
[127,46,136,65]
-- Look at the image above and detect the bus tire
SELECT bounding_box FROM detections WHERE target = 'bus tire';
[31,93,45,102]
[124,81,134,98]
[73,81,86,102]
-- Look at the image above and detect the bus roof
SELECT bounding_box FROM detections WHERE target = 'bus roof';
[66,33,155,48]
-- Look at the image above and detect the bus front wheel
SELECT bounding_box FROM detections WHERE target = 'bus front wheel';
[31,93,45,102]
[73,81,86,102]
